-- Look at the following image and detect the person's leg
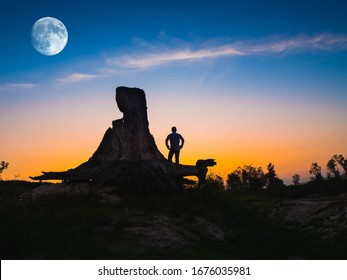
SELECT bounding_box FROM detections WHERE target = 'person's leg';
[174,150,180,164]
[168,150,174,162]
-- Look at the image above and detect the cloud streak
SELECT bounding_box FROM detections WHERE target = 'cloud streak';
[57,73,106,84]
[49,33,347,84]
[106,33,347,70]
[0,83,36,89]
[2,34,345,89]
[247,33,347,54]
[109,46,243,69]
[0,83,36,92]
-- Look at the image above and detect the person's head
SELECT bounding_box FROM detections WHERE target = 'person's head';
[171,126,177,132]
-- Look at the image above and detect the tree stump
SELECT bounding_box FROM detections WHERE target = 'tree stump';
[30,87,216,190]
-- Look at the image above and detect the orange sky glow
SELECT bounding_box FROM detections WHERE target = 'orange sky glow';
[1,87,346,185]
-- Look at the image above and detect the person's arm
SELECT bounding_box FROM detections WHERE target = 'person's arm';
[165,136,170,150]
[179,135,185,149]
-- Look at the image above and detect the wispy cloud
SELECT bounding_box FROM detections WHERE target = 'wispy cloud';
[47,33,347,84]
[108,46,243,69]
[246,33,347,54]
[4,33,346,87]
[105,33,347,70]
[57,73,105,84]
[0,83,36,89]
[0,83,37,93]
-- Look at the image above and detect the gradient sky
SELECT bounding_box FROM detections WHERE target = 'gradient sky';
[1,0,347,183]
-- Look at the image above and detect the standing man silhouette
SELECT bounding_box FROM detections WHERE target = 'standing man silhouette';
[165,126,184,164]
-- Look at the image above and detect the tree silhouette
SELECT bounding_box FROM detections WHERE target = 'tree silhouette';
[204,174,225,190]
[309,162,323,182]
[227,172,242,188]
[292,174,300,186]
[327,157,340,179]
[227,165,265,189]
[0,161,9,179]
[333,154,347,178]
[265,163,283,187]
[265,163,276,186]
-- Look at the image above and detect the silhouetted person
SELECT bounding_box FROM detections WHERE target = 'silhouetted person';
[165,126,184,164]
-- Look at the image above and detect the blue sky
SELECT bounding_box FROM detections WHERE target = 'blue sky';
[2,0,347,72]
[1,0,347,182]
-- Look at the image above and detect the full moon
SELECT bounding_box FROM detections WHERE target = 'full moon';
[31,17,68,56]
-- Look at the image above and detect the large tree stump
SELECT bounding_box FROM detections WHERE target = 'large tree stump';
[30,87,216,190]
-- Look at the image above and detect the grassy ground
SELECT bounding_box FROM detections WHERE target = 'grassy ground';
[0,179,346,259]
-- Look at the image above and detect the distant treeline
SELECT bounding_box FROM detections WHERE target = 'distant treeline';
[206,154,347,190]
[1,154,346,191]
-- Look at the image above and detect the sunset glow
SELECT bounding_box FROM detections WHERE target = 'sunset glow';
[1,0,347,184]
